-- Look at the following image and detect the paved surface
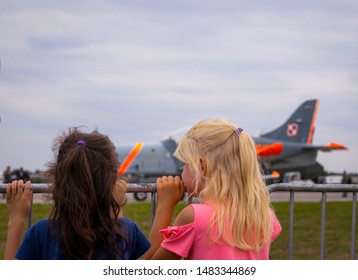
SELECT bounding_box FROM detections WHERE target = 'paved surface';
[269,191,356,202]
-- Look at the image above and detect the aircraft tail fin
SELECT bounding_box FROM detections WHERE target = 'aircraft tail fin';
[260,99,318,144]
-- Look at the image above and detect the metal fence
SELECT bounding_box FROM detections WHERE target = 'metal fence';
[267,183,358,260]
[1,182,358,259]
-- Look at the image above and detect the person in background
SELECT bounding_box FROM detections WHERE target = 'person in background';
[5,128,150,259]
[16,167,30,182]
[2,165,12,198]
[3,165,12,183]
[342,170,352,198]
[146,118,281,260]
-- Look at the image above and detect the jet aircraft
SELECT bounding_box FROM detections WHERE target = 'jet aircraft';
[253,99,346,179]
[116,99,347,200]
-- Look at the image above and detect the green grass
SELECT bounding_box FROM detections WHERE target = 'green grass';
[0,201,357,260]
[270,202,358,259]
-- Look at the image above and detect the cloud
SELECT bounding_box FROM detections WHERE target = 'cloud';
[1,0,357,173]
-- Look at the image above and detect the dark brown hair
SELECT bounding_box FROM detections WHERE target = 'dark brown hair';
[46,128,128,259]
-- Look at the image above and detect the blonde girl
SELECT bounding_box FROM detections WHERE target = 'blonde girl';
[146,118,281,260]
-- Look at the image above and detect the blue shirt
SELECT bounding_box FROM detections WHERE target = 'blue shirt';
[16,217,150,260]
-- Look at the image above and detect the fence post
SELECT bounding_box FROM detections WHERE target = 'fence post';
[351,192,357,259]
[320,192,327,259]
[288,190,294,260]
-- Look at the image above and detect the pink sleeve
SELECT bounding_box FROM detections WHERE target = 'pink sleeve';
[159,223,195,258]
[271,212,282,242]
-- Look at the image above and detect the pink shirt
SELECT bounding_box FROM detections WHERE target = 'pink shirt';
[160,203,281,260]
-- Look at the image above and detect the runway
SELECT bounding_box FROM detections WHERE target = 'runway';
[269,191,356,202]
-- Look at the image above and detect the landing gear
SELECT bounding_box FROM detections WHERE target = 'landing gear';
[134,192,148,201]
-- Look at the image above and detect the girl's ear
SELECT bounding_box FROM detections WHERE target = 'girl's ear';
[199,156,207,176]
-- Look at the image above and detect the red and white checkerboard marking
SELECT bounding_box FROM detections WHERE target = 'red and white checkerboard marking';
[287,123,298,136]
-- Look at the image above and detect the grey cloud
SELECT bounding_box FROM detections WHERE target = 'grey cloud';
[0,0,357,173]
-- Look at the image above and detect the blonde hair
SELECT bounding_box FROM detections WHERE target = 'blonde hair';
[175,118,273,252]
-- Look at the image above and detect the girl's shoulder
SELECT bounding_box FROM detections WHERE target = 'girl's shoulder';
[174,203,213,226]
[22,219,53,246]
[31,218,50,229]
[190,203,213,212]
[118,217,137,228]
[119,217,136,225]
[173,205,194,226]
[118,217,145,234]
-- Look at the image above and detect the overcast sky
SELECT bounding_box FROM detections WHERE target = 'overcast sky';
[1,0,357,176]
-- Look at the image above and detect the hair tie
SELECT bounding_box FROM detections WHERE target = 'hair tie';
[236,127,243,134]
[77,140,86,147]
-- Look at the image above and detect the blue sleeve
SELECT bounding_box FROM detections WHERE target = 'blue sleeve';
[16,219,48,260]
[17,218,149,260]
[120,218,150,260]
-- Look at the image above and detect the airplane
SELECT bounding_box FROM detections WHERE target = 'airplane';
[116,99,347,200]
[253,99,347,180]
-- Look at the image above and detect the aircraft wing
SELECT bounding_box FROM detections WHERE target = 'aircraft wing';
[305,142,348,152]
[320,142,348,151]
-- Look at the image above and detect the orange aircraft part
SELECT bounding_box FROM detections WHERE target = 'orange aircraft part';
[118,142,144,175]
[324,142,348,150]
[256,143,283,157]
[307,100,319,144]
[271,170,280,178]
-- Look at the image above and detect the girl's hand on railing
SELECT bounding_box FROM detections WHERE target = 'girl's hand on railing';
[156,176,185,208]
[5,180,32,259]
[113,179,127,218]
[113,179,127,205]
[6,180,33,224]
[145,176,185,260]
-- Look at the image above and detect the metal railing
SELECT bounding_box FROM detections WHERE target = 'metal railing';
[1,182,358,259]
[0,183,159,226]
[267,183,358,260]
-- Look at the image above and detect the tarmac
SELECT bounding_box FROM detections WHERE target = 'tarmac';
[269,191,356,202]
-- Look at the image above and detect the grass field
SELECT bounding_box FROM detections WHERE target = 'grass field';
[0,201,357,260]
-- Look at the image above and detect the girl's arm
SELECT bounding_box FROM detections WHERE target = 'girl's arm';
[4,180,32,260]
[145,176,184,260]
[149,205,195,260]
